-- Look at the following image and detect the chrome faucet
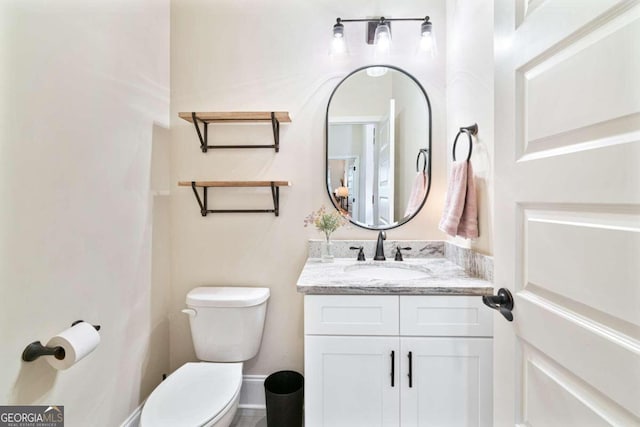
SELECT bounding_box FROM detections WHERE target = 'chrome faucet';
[374,231,386,261]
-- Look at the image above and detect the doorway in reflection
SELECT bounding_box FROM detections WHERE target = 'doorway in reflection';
[328,101,395,227]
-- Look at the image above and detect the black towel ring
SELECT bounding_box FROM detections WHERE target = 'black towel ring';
[416,148,429,173]
[452,123,478,162]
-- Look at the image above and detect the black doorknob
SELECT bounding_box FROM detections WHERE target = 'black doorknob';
[482,288,514,322]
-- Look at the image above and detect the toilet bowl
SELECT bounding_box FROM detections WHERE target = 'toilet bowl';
[140,287,269,427]
[140,363,242,427]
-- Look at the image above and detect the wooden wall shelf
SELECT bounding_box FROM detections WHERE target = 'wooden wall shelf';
[178,111,291,153]
[178,181,291,217]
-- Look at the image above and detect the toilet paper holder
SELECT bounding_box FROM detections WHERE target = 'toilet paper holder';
[21,320,101,362]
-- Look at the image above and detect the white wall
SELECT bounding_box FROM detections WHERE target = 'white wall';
[170,0,447,376]
[0,1,170,426]
[329,71,392,118]
[393,71,431,217]
[446,0,494,255]
[328,124,364,159]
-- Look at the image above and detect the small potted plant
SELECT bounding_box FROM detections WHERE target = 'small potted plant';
[304,206,348,262]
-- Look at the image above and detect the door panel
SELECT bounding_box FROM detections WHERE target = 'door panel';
[522,344,637,426]
[510,0,628,77]
[523,9,640,144]
[517,291,640,417]
[304,335,399,427]
[495,0,640,426]
[525,208,640,327]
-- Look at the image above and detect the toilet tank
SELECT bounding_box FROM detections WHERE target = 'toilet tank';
[184,287,270,362]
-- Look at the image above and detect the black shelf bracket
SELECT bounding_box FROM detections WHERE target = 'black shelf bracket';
[190,112,281,153]
[190,182,281,217]
[271,112,280,153]
[192,112,208,153]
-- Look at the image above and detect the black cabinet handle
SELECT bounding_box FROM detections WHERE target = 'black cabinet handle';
[408,351,413,388]
[390,351,395,387]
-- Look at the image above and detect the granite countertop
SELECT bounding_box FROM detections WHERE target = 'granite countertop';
[296,257,493,296]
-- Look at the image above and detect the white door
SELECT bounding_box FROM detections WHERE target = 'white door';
[364,123,376,225]
[401,337,492,427]
[494,1,640,426]
[345,158,359,219]
[376,99,396,226]
[304,335,400,427]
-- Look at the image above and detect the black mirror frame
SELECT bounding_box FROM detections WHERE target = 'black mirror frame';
[325,65,433,230]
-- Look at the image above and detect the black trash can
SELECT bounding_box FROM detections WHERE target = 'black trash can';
[264,370,304,427]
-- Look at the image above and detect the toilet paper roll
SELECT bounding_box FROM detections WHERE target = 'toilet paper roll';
[46,322,101,370]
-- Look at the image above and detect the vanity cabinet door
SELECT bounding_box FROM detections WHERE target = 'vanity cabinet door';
[400,337,492,427]
[305,335,400,427]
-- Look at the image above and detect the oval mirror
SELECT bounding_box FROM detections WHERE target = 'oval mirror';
[326,65,432,230]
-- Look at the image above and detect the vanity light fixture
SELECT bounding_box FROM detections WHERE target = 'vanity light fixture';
[330,16,436,56]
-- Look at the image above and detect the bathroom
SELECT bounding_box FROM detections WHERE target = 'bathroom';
[0,0,638,426]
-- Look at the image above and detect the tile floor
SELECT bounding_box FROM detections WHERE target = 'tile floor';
[230,408,267,427]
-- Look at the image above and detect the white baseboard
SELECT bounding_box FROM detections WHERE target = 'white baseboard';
[239,375,267,409]
[119,375,266,426]
[120,402,143,427]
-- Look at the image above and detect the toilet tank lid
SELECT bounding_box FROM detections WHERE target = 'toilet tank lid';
[186,287,270,307]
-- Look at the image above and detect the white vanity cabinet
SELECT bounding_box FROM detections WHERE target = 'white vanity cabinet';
[304,295,493,427]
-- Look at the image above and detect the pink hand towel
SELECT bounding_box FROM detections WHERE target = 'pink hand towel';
[457,161,478,239]
[439,161,478,239]
[404,172,428,217]
[439,161,468,236]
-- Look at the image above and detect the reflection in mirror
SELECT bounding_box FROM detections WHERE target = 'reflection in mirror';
[326,66,431,230]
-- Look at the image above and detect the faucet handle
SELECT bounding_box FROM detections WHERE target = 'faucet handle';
[394,246,412,261]
[350,246,366,261]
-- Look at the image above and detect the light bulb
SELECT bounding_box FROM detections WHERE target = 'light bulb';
[331,37,347,55]
[420,33,433,49]
[373,21,391,55]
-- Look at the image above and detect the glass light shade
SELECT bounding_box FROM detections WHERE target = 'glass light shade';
[373,22,391,55]
[419,21,437,57]
[333,21,344,38]
[330,21,347,56]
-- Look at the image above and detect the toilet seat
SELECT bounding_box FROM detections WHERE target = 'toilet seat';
[140,362,243,427]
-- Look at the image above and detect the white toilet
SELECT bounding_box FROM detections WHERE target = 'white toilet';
[140,287,270,427]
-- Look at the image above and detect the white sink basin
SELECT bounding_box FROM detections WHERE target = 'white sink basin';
[343,263,432,280]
